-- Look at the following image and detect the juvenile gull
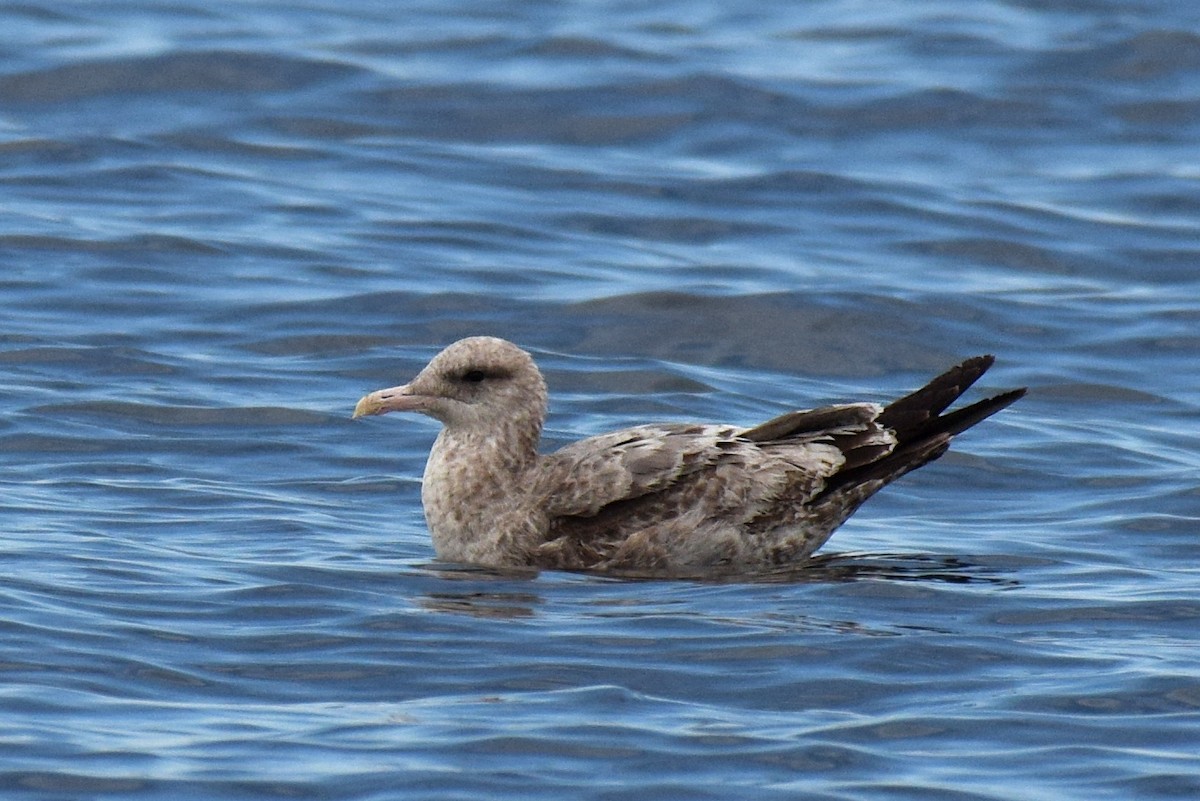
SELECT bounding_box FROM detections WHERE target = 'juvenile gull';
[354,337,1024,576]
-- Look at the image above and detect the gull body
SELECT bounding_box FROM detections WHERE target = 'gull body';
[354,337,1024,576]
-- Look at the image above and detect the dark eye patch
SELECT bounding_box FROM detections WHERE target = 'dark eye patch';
[462,369,487,383]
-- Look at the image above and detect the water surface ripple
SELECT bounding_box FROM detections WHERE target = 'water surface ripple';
[1,2,1198,799]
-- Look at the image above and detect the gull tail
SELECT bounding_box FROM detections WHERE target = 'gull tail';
[816,356,1026,503]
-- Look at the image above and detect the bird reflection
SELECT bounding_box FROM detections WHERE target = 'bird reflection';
[411,551,1018,618]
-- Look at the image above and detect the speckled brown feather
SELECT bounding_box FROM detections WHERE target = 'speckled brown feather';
[355,337,1025,576]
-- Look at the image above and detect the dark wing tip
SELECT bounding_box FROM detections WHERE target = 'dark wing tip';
[877,354,1005,437]
[812,357,1022,506]
[934,386,1026,438]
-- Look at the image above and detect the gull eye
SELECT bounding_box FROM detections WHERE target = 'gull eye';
[462,369,487,383]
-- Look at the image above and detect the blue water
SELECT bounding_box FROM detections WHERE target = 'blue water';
[2,1,1199,798]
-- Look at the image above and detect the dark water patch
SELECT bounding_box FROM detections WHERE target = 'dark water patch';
[3,4,79,23]
[360,218,555,252]
[832,87,1061,134]
[267,114,395,141]
[902,236,1115,276]
[0,136,94,167]
[564,291,970,375]
[1016,674,1200,716]
[341,32,514,58]
[1033,29,1200,83]
[1116,97,1200,129]
[242,334,395,357]
[993,600,1200,630]
[359,73,813,146]
[1118,247,1200,278]
[558,212,784,244]
[30,400,327,428]
[615,168,879,208]
[1031,382,1176,406]
[0,232,224,255]
[518,34,672,64]
[0,347,180,388]
[257,288,1027,383]
[0,773,152,796]
[0,50,366,105]
[157,131,332,162]
[549,368,712,396]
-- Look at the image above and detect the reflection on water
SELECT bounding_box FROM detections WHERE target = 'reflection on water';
[798,552,1023,587]
[414,563,542,617]
[420,592,541,618]
[411,552,1019,619]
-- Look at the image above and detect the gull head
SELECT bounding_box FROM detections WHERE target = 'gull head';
[353,336,548,431]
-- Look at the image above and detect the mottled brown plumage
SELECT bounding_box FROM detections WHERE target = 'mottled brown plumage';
[354,337,1024,576]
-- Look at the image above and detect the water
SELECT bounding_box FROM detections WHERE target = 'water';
[2,1,1199,798]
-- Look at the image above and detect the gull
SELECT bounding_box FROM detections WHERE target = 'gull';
[354,337,1024,576]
